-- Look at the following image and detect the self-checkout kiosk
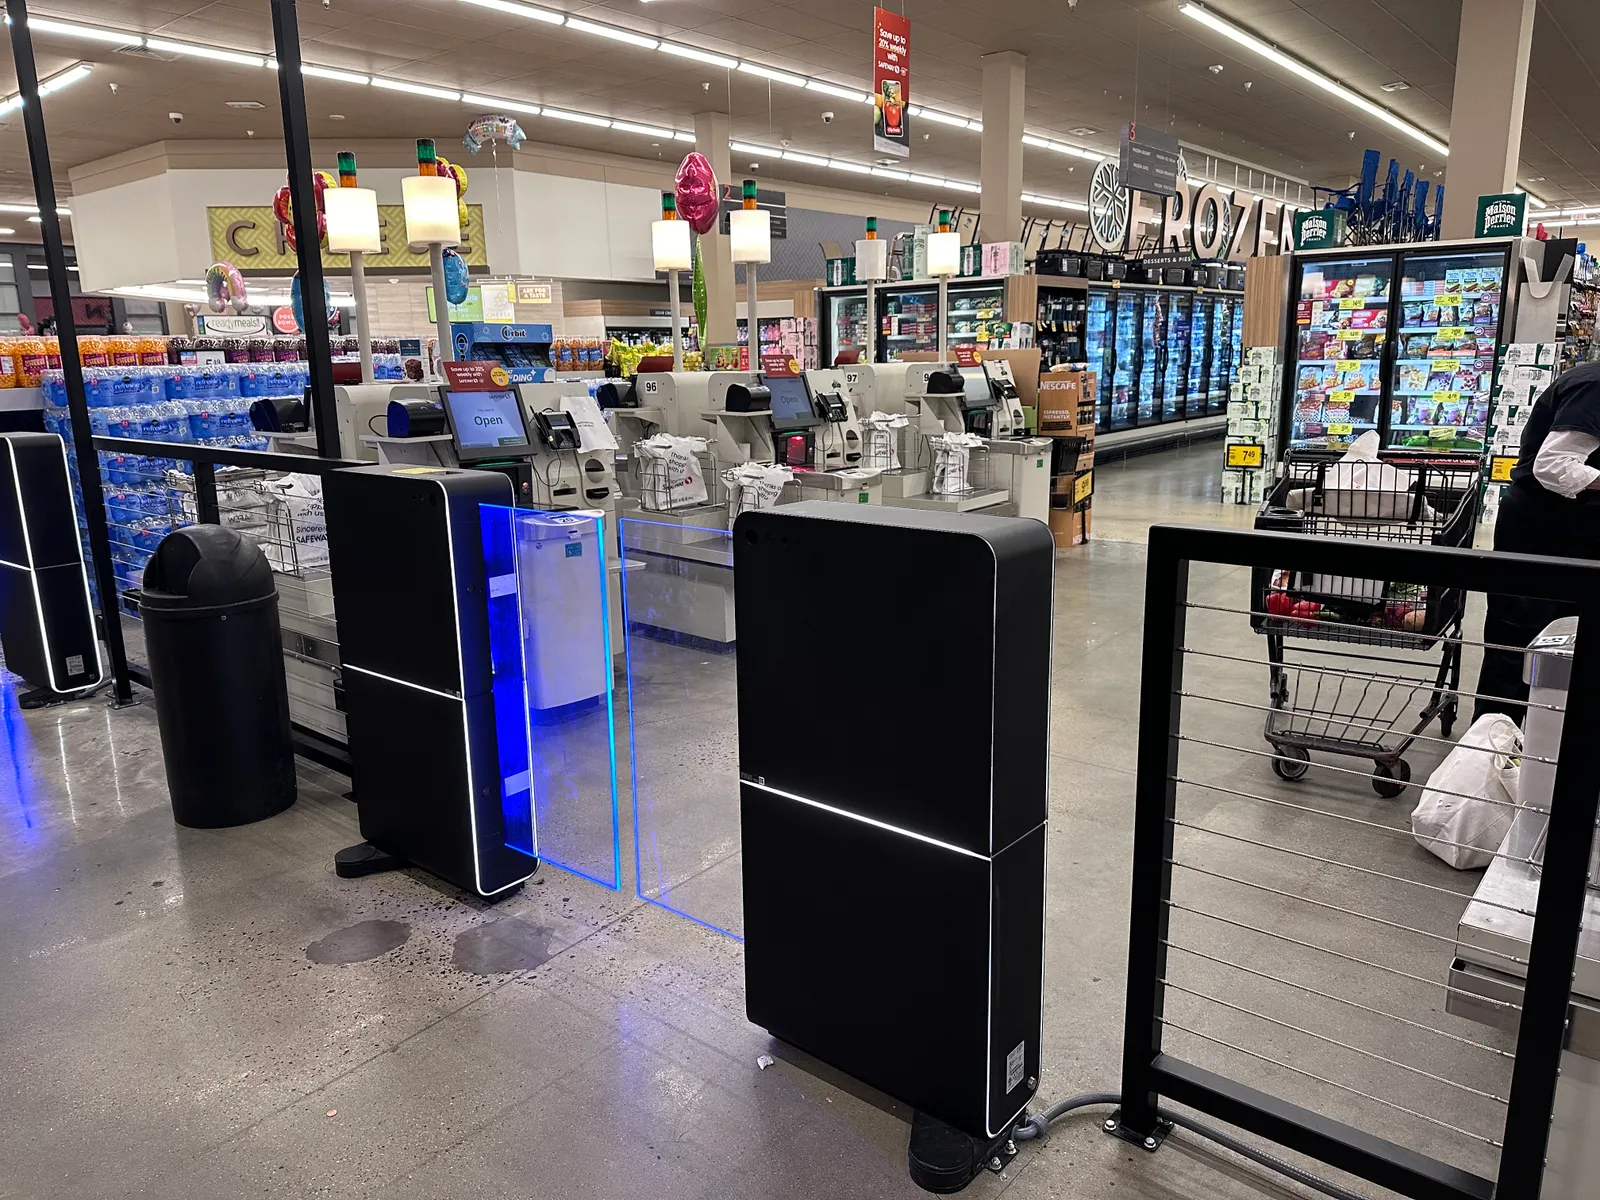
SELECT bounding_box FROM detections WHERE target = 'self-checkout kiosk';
[965,360,1052,524]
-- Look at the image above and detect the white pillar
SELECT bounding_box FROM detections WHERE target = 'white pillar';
[695,111,737,347]
[1440,0,1536,240]
[980,51,1026,245]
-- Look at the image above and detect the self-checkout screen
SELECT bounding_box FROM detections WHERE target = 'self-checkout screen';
[766,375,820,429]
[443,389,532,459]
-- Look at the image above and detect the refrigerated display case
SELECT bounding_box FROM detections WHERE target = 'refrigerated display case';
[1110,291,1142,431]
[1282,240,1519,456]
[880,284,941,360]
[1139,291,1163,423]
[1037,284,1087,370]
[1162,294,1191,422]
[946,280,1007,354]
[823,288,871,364]
[1187,298,1210,415]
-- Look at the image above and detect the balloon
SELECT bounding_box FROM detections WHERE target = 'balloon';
[437,157,470,232]
[290,271,332,334]
[442,248,470,304]
[272,171,335,251]
[463,115,525,154]
[205,261,248,313]
[675,152,719,235]
[692,240,707,340]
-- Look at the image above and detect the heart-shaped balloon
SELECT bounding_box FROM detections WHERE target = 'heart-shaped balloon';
[674,152,719,235]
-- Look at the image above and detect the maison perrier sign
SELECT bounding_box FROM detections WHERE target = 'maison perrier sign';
[1293,208,1346,251]
[1475,192,1527,238]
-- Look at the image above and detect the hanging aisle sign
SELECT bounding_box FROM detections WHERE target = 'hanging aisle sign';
[1118,123,1181,197]
[872,7,910,159]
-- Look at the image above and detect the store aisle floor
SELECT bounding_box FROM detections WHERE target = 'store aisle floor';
[1092,441,1257,543]
[0,527,1489,1200]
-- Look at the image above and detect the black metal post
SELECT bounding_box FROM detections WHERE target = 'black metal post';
[1496,594,1600,1194]
[1116,522,1188,1141]
[5,0,133,705]
[192,462,220,525]
[269,0,340,459]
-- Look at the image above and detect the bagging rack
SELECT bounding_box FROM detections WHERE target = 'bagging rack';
[1119,523,1600,1200]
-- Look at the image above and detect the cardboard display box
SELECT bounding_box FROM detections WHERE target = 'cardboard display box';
[1037,369,1097,436]
[1047,505,1091,549]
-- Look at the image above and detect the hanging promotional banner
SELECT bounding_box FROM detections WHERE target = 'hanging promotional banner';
[872,7,910,159]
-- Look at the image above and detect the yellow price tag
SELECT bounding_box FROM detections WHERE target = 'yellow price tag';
[1490,455,1516,482]
[1339,297,1361,310]
[1335,359,1361,371]
[1429,425,1457,440]
[1326,423,1355,436]
[1073,470,1094,504]
[1226,444,1263,468]
[1438,326,1468,339]
[1433,358,1460,371]
[1329,389,1356,404]
[1432,390,1462,403]
[1437,294,1462,306]
[1335,329,1364,341]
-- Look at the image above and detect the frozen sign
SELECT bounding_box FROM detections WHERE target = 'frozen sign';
[1157,182,1292,261]
[872,7,910,159]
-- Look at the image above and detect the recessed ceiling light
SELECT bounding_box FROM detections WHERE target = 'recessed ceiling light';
[1065,126,1099,137]
[225,99,265,109]
[329,113,345,120]
[1379,80,1410,92]
[750,161,759,169]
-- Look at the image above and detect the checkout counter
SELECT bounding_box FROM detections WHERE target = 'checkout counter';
[1447,618,1600,1199]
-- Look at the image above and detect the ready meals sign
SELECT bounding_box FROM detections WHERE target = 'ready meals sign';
[1475,192,1527,238]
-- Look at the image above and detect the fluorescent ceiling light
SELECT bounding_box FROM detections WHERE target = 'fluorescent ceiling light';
[302,64,370,85]
[785,151,828,167]
[730,142,772,156]
[0,63,94,116]
[461,93,539,115]
[918,108,972,129]
[457,0,565,24]
[658,42,738,69]
[737,62,807,89]
[27,263,78,271]
[26,217,41,223]
[0,204,71,215]
[906,173,945,188]
[805,80,868,104]
[542,108,612,128]
[826,160,873,175]
[871,167,910,181]
[145,38,267,68]
[372,77,462,101]
[1179,2,1448,158]
[566,18,658,49]
[26,17,140,45]
[0,229,12,235]
[672,131,696,142]
[943,179,981,193]
[612,120,677,139]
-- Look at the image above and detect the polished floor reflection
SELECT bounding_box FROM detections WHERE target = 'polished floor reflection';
[3,448,1480,1199]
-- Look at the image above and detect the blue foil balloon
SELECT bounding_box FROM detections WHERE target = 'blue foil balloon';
[442,247,469,304]
[290,271,332,332]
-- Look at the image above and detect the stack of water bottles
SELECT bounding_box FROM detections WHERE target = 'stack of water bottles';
[42,362,303,609]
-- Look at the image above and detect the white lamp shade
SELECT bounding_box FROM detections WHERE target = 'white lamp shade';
[729,207,771,264]
[854,238,888,281]
[401,175,460,247]
[324,186,381,254]
[652,218,693,272]
[927,230,961,278]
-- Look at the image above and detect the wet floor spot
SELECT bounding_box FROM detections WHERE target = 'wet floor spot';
[306,919,412,965]
[451,917,557,975]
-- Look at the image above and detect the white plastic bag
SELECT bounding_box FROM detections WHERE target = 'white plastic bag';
[861,410,908,469]
[257,473,328,572]
[636,433,709,511]
[1410,714,1521,869]
[722,461,792,516]
[931,432,984,495]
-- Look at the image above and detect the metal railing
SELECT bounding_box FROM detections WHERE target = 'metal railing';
[1119,523,1600,1199]
[90,435,362,771]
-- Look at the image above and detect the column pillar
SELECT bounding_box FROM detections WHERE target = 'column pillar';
[694,111,737,346]
[980,51,1026,245]
[1440,0,1535,239]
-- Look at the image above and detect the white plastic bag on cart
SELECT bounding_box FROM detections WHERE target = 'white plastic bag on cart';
[636,433,709,511]
[257,473,328,572]
[861,410,908,469]
[931,432,984,495]
[722,462,792,517]
[1410,714,1521,869]
[1288,431,1438,521]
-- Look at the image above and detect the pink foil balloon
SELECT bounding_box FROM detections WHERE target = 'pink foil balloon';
[675,152,720,235]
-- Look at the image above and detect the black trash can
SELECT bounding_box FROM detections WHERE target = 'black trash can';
[140,524,296,828]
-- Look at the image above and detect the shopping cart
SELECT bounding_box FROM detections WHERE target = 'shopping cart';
[1248,452,1481,796]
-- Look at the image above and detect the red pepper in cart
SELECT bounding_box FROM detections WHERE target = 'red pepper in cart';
[1265,591,1295,617]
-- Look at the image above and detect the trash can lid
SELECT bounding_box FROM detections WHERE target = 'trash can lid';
[140,524,275,609]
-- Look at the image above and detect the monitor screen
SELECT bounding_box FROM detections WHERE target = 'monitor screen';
[766,375,820,429]
[961,367,996,409]
[441,389,533,460]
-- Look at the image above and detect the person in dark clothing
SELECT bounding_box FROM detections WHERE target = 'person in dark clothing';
[1474,361,1600,720]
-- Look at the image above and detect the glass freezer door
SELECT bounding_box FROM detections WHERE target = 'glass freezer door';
[1208,297,1232,414]
[1190,298,1213,414]
[1162,294,1192,422]
[825,290,870,365]
[1289,254,1394,451]
[1387,249,1505,453]
[880,285,941,361]
[1111,292,1141,430]
[1139,291,1163,423]
[1086,290,1119,432]
[946,282,1006,354]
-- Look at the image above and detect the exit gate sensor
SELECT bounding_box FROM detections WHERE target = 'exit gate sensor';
[734,502,1052,1192]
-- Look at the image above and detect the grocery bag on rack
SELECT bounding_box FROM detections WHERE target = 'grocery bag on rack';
[861,411,908,470]
[1410,714,1521,869]
[722,462,793,518]
[637,433,710,511]
[257,473,329,573]
[931,432,984,495]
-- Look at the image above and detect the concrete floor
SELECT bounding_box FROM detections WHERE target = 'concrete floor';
[1,447,1513,1199]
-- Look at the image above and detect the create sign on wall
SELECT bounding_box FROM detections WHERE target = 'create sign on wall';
[872,7,910,159]
[208,204,489,273]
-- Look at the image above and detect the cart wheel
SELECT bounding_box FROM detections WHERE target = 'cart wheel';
[1373,760,1411,799]
[1440,710,1456,739]
[1272,747,1311,782]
